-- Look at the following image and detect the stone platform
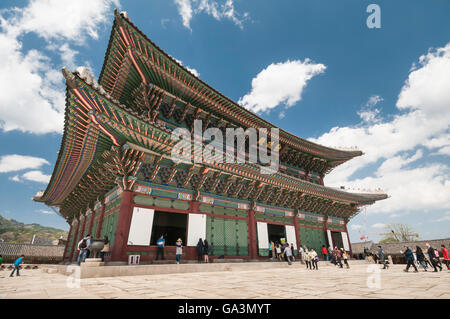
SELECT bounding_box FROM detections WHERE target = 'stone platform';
[1,262,449,299]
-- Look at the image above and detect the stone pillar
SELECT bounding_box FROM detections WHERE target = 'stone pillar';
[69,219,80,262]
[111,191,134,261]
[96,199,106,238]
[247,207,257,259]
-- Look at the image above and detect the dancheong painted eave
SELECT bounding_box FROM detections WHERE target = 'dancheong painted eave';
[97,9,363,174]
[33,67,388,222]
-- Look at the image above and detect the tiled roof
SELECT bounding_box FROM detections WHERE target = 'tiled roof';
[0,242,65,257]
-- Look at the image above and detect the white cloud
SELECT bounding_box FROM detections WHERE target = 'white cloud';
[310,43,450,216]
[0,0,119,134]
[173,0,248,30]
[21,170,51,184]
[37,209,55,215]
[372,223,386,229]
[174,58,200,77]
[0,154,49,173]
[9,175,21,182]
[350,224,362,230]
[366,95,383,107]
[238,59,326,114]
[358,95,383,123]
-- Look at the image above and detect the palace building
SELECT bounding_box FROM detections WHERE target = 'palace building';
[34,10,387,263]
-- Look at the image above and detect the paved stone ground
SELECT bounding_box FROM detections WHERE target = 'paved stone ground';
[0,262,449,299]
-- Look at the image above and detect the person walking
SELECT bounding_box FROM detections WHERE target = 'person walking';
[310,249,318,270]
[269,241,275,260]
[304,246,311,269]
[334,247,343,268]
[298,245,305,264]
[284,244,293,265]
[0,254,3,266]
[196,238,203,262]
[426,243,442,272]
[290,243,296,261]
[403,246,418,272]
[321,245,328,261]
[441,245,450,270]
[415,246,427,271]
[275,243,282,261]
[77,234,92,265]
[99,236,110,262]
[175,238,183,264]
[341,248,350,269]
[378,245,388,269]
[203,239,210,263]
[155,235,165,260]
[10,255,24,277]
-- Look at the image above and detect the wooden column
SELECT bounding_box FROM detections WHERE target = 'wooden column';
[111,191,134,261]
[247,206,257,259]
[62,224,73,263]
[69,219,80,262]
[96,199,106,238]
[79,213,87,240]
[88,209,95,236]
[344,220,353,255]
[292,211,301,254]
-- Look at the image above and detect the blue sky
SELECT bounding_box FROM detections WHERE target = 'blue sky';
[0,0,449,243]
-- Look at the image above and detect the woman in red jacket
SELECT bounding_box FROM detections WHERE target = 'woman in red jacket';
[441,245,450,270]
[321,245,328,261]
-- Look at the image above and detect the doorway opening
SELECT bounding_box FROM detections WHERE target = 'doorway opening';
[267,223,286,245]
[150,211,187,246]
[331,231,344,249]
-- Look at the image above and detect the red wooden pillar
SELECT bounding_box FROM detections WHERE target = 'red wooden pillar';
[79,213,87,240]
[292,212,301,253]
[111,191,134,261]
[345,221,353,256]
[88,209,95,236]
[62,224,73,263]
[69,219,80,262]
[247,207,257,259]
[96,199,106,238]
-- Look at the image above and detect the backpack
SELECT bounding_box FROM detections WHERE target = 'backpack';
[79,239,87,249]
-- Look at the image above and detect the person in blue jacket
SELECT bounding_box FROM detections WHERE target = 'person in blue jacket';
[10,255,25,277]
[403,246,418,272]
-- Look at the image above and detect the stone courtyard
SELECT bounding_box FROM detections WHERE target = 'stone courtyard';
[1,261,449,299]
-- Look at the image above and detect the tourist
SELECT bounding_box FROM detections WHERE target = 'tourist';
[155,235,165,260]
[426,243,442,272]
[77,234,92,265]
[334,246,343,268]
[298,245,305,264]
[99,236,110,262]
[203,239,210,263]
[290,243,296,261]
[10,255,24,277]
[341,248,350,269]
[378,246,388,269]
[309,249,318,270]
[304,246,311,269]
[402,246,418,272]
[441,245,450,270]
[434,247,443,269]
[0,254,3,266]
[175,238,183,264]
[196,238,203,262]
[275,243,282,261]
[284,244,293,265]
[328,246,333,262]
[415,246,427,271]
[269,241,274,260]
[373,252,379,264]
[424,250,433,268]
[321,245,328,261]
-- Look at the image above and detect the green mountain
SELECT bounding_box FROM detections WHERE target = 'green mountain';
[0,214,68,244]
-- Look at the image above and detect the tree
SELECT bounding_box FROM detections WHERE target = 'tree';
[379,223,419,243]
